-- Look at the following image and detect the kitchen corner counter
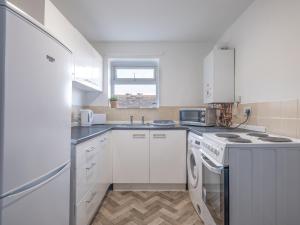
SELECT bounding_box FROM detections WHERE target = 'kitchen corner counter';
[71,125,114,145]
[71,124,250,145]
[71,124,188,145]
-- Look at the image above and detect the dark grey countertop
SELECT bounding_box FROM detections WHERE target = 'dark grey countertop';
[185,126,250,136]
[71,124,250,145]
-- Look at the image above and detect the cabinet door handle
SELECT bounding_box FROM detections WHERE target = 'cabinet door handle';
[86,163,96,170]
[86,146,95,152]
[86,192,97,203]
[153,134,167,139]
[132,134,146,139]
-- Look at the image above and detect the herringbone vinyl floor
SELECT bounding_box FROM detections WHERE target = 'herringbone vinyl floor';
[92,191,204,225]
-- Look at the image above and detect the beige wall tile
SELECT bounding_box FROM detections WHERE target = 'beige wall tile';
[281,99,298,118]
[247,116,258,125]
[280,119,298,138]
[83,106,184,122]
[79,100,300,138]
[257,118,282,135]
[257,101,281,118]
[297,119,300,139]
[298,99,300,119]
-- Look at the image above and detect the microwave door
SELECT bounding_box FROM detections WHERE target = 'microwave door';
[180,110,201,123]
[201,155,229,225]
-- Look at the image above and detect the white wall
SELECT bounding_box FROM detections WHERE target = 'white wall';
[217,0,300,104]
[85,42,213,106]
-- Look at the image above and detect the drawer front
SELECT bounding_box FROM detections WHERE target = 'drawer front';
[76,137,99,168]
[76,158,98,202]
[75,137,100,202]
[76,186,101,225]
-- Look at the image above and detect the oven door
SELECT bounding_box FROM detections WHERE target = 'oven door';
[201,154,229,225]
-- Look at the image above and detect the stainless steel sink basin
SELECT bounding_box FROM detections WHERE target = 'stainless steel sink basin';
[150,120,176,126]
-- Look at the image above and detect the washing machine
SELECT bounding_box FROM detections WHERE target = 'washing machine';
[187,132,203,216]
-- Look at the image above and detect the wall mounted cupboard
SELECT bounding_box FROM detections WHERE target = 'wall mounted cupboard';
[44,0,103,92]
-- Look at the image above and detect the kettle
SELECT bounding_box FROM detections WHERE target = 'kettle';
[80,109,94,126]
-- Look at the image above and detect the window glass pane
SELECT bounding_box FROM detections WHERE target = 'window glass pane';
[116,68,155,79]
[115,84,156,95]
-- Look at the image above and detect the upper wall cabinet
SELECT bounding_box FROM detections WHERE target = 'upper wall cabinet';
[203,48,234,104]
[44,0,103,92]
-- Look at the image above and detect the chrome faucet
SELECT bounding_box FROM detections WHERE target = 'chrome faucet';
[130,115,134,125]
[141,116,145,125]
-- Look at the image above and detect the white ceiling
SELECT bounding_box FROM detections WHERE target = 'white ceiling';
[50,0,254,42]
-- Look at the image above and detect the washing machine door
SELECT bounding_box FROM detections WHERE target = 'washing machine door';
[187,147,200,188]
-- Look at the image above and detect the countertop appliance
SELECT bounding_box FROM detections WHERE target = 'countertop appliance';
[0,3,72,225]
[92,113,106,125]
[80,109,94,126]
[180,108,216,127]
[200,132,300,225]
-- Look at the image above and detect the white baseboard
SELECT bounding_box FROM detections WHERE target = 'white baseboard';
[113,183,187,191]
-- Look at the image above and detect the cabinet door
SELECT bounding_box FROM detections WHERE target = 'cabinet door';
[113,131,149,183]
[44,1,103,91]
[150,131,186,183]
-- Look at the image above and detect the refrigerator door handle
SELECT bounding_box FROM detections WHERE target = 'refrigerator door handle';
[0,161,70,200]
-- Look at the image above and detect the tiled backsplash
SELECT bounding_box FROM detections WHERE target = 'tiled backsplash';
[234,99,300,138]
[72,106,201,124]
[73,100,300,139]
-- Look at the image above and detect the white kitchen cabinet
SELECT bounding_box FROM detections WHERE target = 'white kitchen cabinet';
[113,130,150,183]
[72,133,112,225]
[44,0,103,92]
[112,130,187,185]
[150,131,186,183]
[203,48,234,103]
[75,137,99,202]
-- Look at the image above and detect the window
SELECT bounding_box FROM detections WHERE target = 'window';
[111,60,159,108]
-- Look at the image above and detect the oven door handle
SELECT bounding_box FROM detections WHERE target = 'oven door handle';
[200,154,224,175]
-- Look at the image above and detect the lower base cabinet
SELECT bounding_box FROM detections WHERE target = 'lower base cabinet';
[72,132,112,225]
[72,129,187,225]
[150,130,186,183]
[112,130,149,183]
[112,130,187,184]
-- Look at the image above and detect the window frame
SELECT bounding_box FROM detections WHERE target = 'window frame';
[110,60,160,108]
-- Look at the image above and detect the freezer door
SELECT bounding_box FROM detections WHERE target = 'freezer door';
[1,8,72,194]
[1,163,70,225]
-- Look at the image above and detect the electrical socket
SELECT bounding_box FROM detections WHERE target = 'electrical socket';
[244,107,251,117]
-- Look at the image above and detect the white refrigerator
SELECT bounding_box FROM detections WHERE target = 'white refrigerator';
[0,2,72,225]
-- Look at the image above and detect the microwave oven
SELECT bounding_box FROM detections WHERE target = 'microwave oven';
[179,108,216,127]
